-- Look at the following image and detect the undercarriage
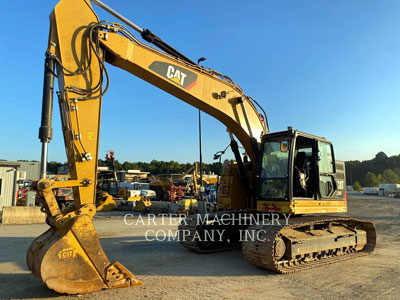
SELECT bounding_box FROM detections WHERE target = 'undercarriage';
[178,212,376,273]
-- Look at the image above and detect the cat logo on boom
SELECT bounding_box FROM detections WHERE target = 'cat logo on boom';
[149,61,197,90]
[167,65,186,86]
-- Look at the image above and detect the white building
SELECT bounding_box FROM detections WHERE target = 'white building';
[0,161,21,211]
[379,184,400,197]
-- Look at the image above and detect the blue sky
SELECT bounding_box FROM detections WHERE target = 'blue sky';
[1,0,399,164]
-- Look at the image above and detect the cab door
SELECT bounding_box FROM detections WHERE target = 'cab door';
[317,141,337,198]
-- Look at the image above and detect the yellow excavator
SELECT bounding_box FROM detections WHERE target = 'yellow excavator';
[29,0,376,294]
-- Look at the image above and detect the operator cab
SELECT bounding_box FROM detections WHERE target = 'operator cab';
[258,128,340,202]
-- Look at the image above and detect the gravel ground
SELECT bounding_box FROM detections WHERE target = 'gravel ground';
[0,194,399,300]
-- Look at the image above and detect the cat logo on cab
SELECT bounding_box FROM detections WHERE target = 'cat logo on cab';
[149,61,197,90]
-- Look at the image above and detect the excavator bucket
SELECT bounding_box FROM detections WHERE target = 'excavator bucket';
[133,196,152,212]
[97,193,117,211]
[27,213,141,294]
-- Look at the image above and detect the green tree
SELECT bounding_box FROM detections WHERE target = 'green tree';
[376,174,385,184]
[47,161,63,174]
[353,181,362,191]
[122,161,135,170]
[98,159,107,167]
[364,172,377,187]
[382,169,399,184]
[345,151,400,186]
[394,168,400,178]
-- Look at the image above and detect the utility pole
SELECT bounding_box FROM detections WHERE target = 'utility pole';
[198,109,205,214]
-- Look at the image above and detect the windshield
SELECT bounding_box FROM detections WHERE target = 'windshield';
[140,183,150,189]
[259,140,289,199]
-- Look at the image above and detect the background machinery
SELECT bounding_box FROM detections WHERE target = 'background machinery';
[149,162,216,201]
[29,0,376,294]
[97,150,152,210]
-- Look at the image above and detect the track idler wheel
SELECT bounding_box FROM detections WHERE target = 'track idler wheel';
[26,214,141,294]
[274,237,286,260]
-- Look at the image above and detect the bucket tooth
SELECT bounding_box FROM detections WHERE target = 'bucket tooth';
[105,262,142,288]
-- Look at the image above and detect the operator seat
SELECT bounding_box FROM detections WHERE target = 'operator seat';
[295,152,308,172]
[294,152,309,196]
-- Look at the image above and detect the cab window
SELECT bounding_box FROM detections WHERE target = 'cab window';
[259,140,289,199]
[318,142,336,197]
[318,142,334,174]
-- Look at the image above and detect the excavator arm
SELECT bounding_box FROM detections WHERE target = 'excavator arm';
[28,0,267,294]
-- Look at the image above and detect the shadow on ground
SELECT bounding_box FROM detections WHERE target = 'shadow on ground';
[0,273,59,300]
[0,235,272,299]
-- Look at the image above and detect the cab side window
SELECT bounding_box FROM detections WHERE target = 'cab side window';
[318,142,336,197]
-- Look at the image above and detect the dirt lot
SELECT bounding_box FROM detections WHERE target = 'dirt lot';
[0,194,399,300]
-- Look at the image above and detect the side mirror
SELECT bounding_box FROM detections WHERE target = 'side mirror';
[280,141,288,153]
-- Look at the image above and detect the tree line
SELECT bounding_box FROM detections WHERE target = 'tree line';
[45,151,400,187]
[46,160,222,175]
[345,152,400,189]
[98,159,222,175]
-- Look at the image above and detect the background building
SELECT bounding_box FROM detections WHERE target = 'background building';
[0,161,20,211]
[16,161,41,181]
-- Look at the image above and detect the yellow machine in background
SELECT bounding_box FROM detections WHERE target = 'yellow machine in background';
[29,0,376,295]
[149,162,217,201]
[95,191,116,211]
[115,188,152,212]
[133,196,152,212]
